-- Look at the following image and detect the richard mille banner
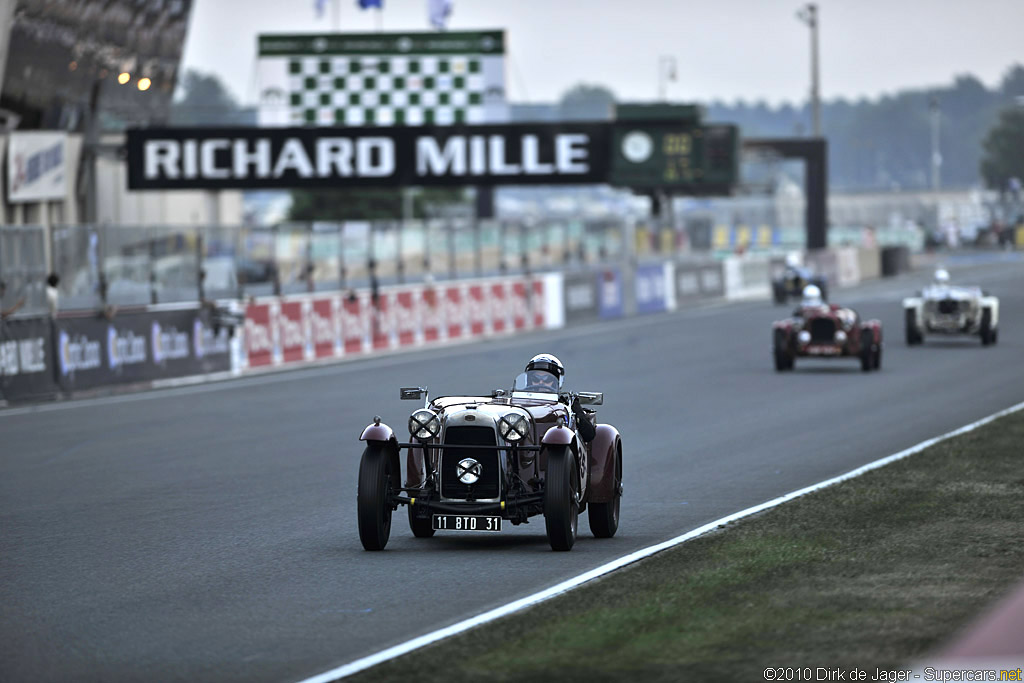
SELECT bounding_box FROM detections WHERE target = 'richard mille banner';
[126,124,610,189]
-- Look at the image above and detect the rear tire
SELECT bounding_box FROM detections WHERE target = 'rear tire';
[588,444,621,539]
[357,443,395,551]
[544,447,578,551]
[408,505,435,538]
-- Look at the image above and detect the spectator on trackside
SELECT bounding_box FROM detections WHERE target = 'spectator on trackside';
[45,273,60,318]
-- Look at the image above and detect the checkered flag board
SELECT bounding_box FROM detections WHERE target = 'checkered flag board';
[258,31,507,127]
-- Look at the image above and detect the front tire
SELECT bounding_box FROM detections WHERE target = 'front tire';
[772,282,786,305]
[773,329,793,372]
[905,309,923,346]
[860,329,875,372]
[544,447,579,551]
[588,444,621,539]
[357,443,395,551]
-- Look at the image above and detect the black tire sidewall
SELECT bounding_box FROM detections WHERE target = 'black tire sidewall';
[357,443,394,550]
[588,444,621,538]
[544,447,578,551]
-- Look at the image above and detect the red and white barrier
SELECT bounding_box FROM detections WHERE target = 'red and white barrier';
[239,274,559,373]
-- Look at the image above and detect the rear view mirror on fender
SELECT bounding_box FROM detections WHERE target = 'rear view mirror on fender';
[400,387,426,400]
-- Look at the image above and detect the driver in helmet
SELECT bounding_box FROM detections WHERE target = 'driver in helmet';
[522,353,563,393]
[794,284,828,316]
[934,268,951,285]
[522,353,596,443]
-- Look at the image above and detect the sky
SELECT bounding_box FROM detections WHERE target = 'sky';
[180,0,1024,107]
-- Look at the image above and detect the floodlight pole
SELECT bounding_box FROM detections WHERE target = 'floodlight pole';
[657,55,676,102]
[929,96,941,191]
[797,4,821,137]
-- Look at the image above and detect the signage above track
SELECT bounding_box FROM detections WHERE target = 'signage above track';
[126,120,739,193]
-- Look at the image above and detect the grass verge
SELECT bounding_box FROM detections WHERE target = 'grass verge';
[351,409,1024,683]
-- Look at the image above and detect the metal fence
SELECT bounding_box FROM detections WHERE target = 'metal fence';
[37,219,640,312]
[5,215,945,316]
[0,225,48,317]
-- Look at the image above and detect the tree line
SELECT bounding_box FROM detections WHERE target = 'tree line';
[703,64,1024,192]
[168,64,1024,221]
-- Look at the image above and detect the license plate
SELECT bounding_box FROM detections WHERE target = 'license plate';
[806,345,840,355]
[432,515,502,532]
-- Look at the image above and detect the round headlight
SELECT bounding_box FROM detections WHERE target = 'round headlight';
[409,408,440,441]
[456,458,482,484]
[797,330,811,344]
[498,412,530,442]
[834,329,847,343]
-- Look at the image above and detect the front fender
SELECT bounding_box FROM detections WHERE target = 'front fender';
[903,298,924,330]
[541,424,575,447]
[860,320,883,345]
[360,422,395,442]
[981,296,999,327]
[588,425,621,503]
[360,424,401,496]
[540,425,578,474]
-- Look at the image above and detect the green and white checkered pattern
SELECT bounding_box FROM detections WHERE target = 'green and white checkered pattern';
[258,31,506,127]
[283,54,487,126]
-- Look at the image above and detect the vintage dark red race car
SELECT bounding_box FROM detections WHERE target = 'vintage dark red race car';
[356,373,623,552]
[772,303,882,372]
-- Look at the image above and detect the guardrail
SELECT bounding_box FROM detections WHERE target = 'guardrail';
[0,243,918,404]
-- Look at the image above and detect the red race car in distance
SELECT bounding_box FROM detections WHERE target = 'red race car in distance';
[772,287,882,372]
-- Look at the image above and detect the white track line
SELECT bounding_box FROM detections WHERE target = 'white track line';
[296,398,1024,683]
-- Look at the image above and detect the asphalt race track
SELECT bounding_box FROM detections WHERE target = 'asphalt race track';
[2,258,1022,683]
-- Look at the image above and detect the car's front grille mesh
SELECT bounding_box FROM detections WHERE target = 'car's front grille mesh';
[440,426,500,500]
[809,318,836,343]
[935,299,963,315]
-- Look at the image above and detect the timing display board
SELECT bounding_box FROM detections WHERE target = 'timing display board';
[257,31,507,127]
[609,122,739,194]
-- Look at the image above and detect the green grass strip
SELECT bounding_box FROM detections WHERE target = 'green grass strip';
[351,410,1024,683]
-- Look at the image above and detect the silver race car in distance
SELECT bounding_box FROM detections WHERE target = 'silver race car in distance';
[904,269,1000,346]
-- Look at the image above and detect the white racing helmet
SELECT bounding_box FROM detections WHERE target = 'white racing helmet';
[525,353,565,390]
[801,284,824,308]
[934,268,950,284]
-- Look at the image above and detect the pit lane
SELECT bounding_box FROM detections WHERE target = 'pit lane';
[1,259,1021,683]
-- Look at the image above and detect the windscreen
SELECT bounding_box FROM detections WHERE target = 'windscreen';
[512,371,560,398]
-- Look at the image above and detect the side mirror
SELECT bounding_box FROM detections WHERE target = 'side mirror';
[577,392,604,406]
[400,387,427,400]
[491,388,507,398]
